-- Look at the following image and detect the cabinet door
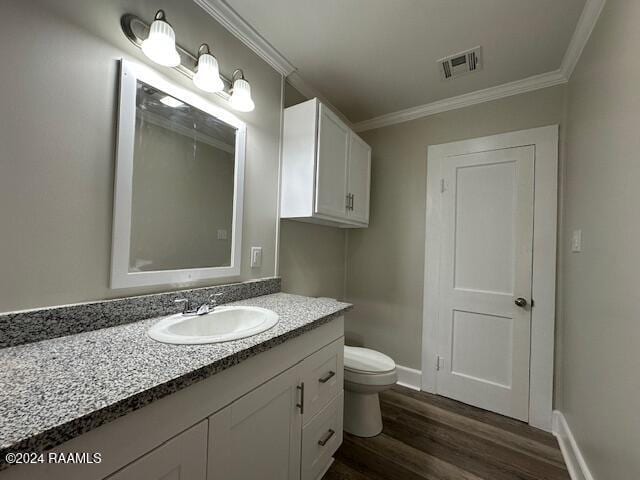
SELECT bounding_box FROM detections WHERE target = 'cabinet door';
[315,104,349,220]
[208,367,302,480]
[106,421,207,480]
[347,133,371,224]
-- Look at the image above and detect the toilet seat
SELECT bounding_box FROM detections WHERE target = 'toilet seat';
[344,368,397,386]
[344,346,397,387]
[344,346,395,374]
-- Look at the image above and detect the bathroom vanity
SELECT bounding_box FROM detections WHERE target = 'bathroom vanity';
[0,291,349,480]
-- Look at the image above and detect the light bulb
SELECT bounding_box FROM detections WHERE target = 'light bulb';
[159,95,184,108]
[230,75,255,112]
[193,45,224,93]
[141,10,180,67]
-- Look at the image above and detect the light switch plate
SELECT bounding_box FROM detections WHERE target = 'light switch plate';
[250,247,262,268]
[571,230,582,252]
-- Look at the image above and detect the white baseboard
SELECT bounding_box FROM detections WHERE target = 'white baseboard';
[552,411,595,480]
[395,365,422,391]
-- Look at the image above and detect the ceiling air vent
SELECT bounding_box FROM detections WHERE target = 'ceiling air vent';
[438,46,483,80]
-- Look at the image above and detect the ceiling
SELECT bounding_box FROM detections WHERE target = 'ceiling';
[225,0,587,123]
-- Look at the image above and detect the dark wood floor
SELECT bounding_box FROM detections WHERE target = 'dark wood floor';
[324,385,569,480]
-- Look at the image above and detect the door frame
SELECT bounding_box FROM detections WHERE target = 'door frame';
[421,125,558,431]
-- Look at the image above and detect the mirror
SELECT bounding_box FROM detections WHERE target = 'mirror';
[111,60,245,288]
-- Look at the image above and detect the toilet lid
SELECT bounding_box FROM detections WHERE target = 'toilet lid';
[344,346,395,373]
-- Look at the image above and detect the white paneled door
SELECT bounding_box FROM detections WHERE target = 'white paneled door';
[436,146,534,421]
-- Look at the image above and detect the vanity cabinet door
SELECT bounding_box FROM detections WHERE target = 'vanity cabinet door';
[208,367,302,480]
[314,103,350,221]
[106,421,207,480]
[347,133,371,225]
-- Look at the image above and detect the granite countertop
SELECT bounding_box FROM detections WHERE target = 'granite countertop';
[0,293,351,464]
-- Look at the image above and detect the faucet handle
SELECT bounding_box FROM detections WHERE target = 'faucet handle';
[174,298,192,314]
[208,293,224,307]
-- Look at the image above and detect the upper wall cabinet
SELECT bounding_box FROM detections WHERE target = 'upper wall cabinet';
[281,99,371,228]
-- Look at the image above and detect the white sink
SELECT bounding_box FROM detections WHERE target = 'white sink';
[147,306,279,344]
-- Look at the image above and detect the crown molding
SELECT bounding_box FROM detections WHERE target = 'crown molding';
[559,0,606,78]
[194,0,296,76]
[353,0,606,132]
[353,69,567,132]
[194,0,606,133]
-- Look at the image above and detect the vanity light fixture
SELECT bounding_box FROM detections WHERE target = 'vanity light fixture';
[140,10,180,67]
[230,70,255,112]
[121,11,255,112]
[193,44,224,93]
[159,95,184,108]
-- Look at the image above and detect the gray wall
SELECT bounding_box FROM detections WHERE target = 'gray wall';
[559,0,640,476]
[347,85,567,368]
[278,82,347,300]
[279,220,346,300]
[0,0,282,312]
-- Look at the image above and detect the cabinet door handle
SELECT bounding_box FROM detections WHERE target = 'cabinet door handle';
[318,429,335,446]
[346,194,351,210]
[296,382,304,414]
[319,371,335,383]
[351,193,355,210]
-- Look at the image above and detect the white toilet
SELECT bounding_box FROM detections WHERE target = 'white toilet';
[343,346,397,437]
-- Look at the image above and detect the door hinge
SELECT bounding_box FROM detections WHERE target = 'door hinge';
[440,179,446,193]
[436,355,445,371]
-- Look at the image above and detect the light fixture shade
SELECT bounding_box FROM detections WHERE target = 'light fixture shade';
[230,77,255,112]
[193,52,224,93]
[141,11,180,67]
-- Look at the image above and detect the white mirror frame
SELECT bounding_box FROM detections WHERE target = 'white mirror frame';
[111,59,246,288]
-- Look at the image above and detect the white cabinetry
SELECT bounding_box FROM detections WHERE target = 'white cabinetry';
[298,338,343,424]
[315,104,350,220]
[347,133,371,224]
[208,367,301,480]
[281,98,371,228]
[208,338,344,480]
[106,421,207,480]
[301,393,343,480]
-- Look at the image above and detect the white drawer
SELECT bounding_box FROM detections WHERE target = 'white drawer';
[301,392,344,480]
[299,337,344,425]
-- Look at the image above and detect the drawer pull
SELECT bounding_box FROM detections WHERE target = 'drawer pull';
[296,382,305,414]
[318,429,335,447]
[318,371,336,384]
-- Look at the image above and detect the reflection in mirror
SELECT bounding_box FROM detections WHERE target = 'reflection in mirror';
[130,81,238,272]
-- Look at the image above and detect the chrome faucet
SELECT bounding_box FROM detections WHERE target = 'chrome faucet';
[174,293,224,316]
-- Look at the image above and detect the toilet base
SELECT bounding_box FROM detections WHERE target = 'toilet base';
[343,390,383,437]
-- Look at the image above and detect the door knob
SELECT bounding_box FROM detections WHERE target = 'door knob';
[514,297,528,308]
